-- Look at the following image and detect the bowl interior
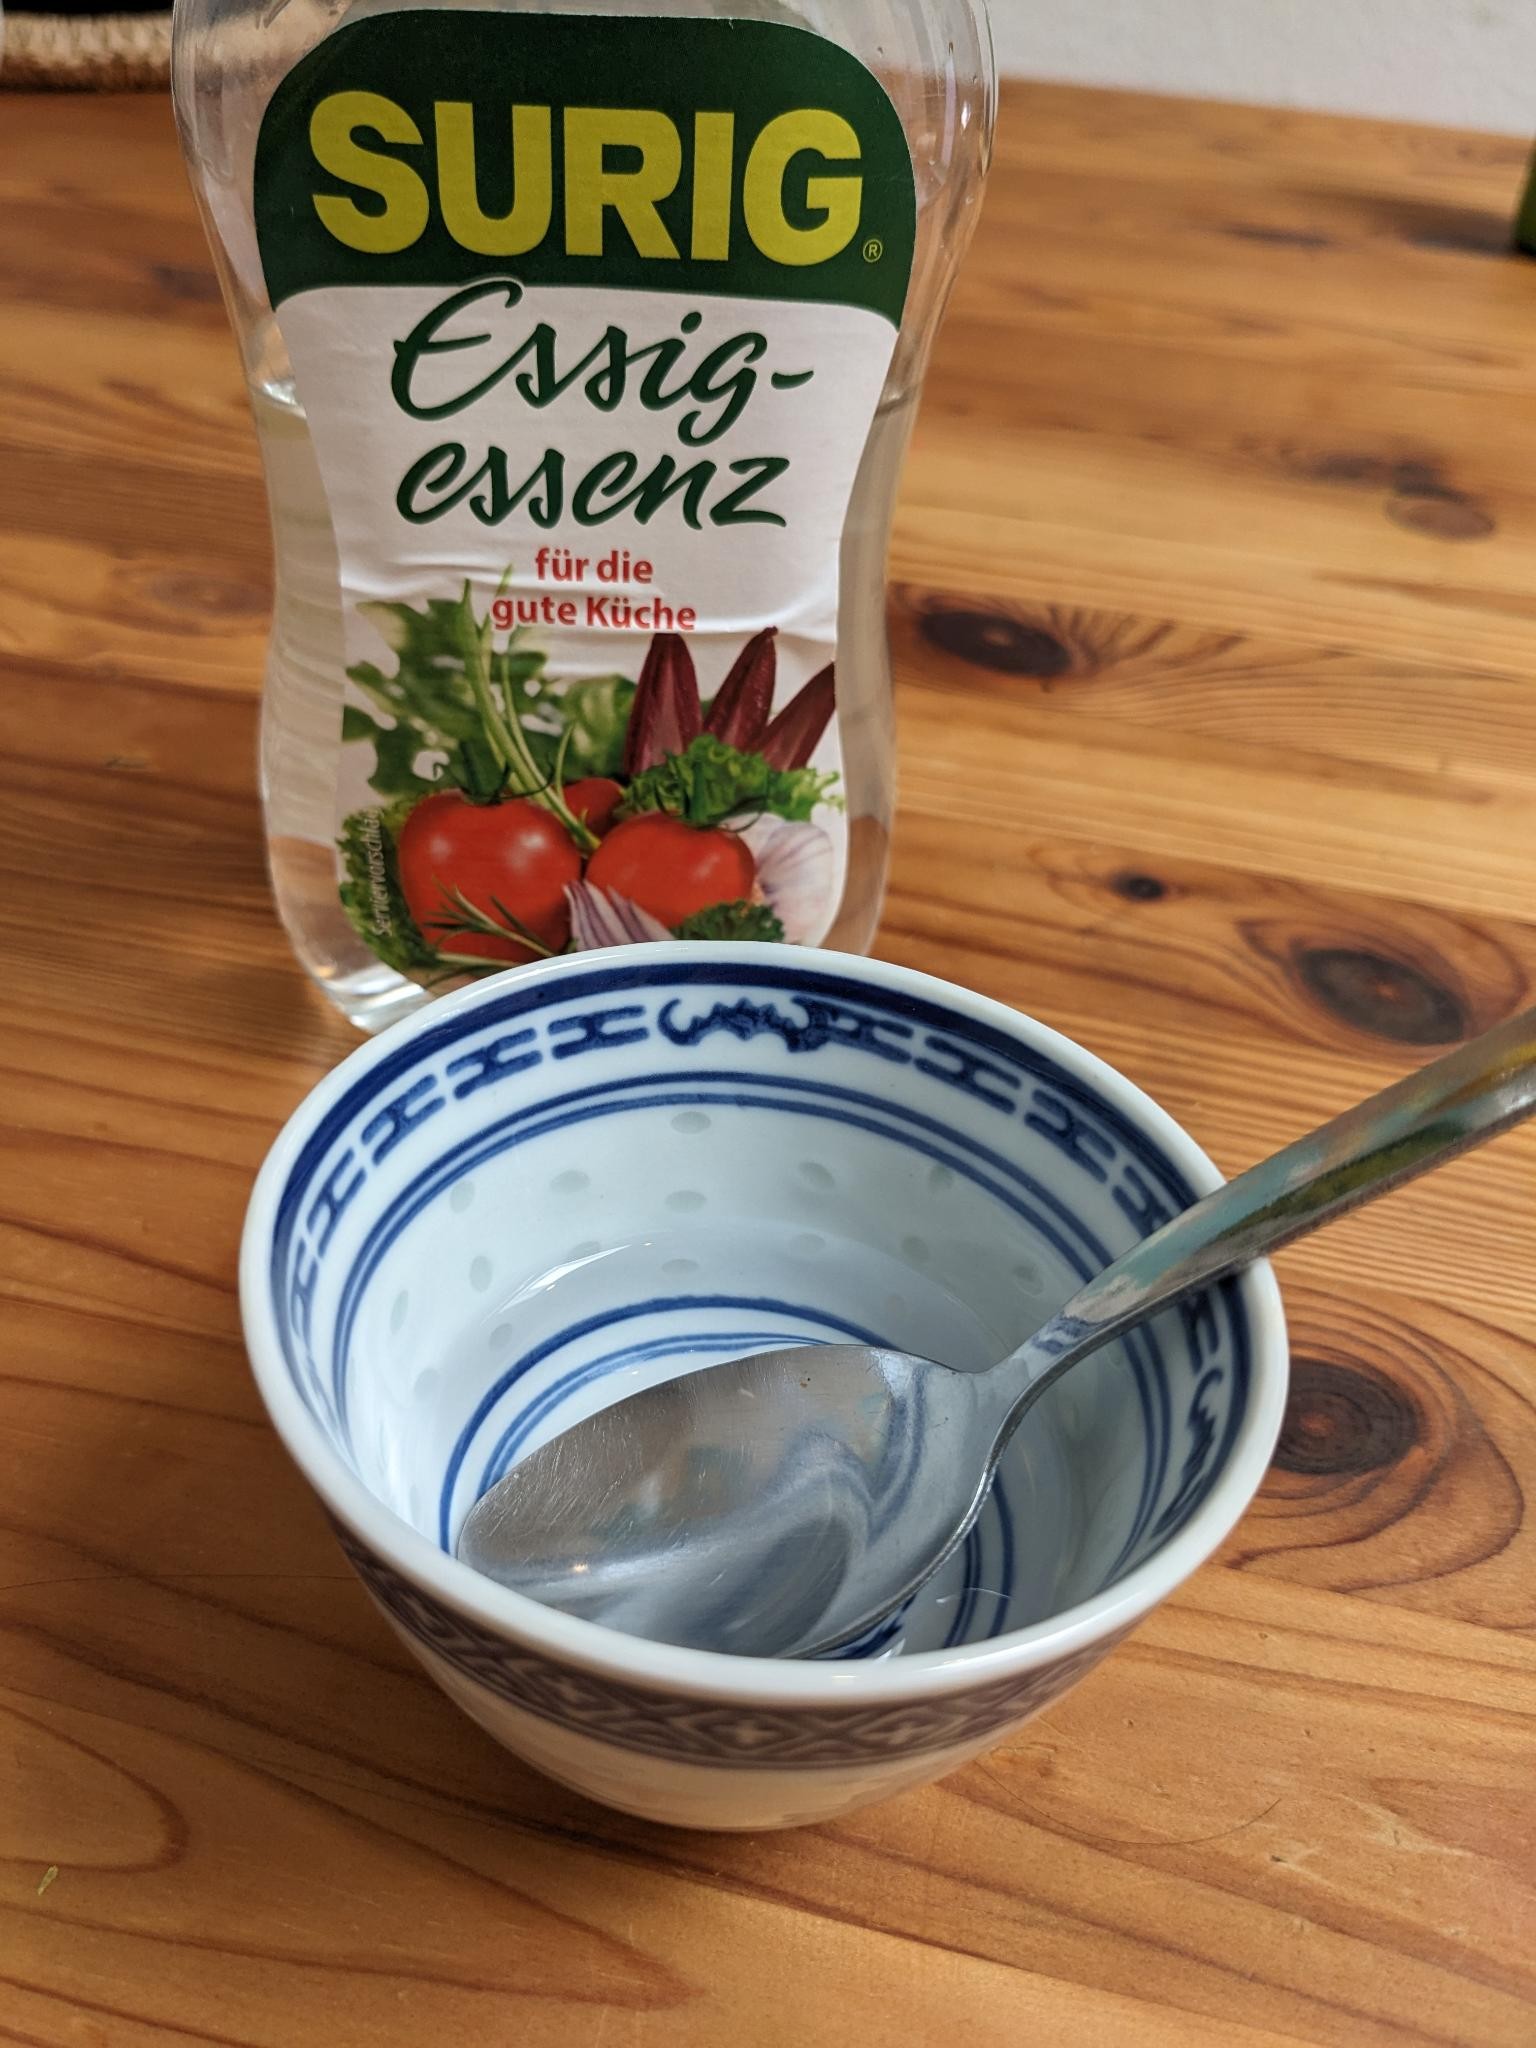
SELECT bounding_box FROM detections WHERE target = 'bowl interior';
[259,955,1254,1657]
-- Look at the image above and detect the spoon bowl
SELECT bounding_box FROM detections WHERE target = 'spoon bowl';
[457,1344,1007,1656]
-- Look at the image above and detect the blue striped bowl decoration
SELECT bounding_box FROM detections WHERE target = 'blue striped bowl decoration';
[241,945,1287,1831]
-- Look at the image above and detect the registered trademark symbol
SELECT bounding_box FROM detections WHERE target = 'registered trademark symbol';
[863,237,884,264]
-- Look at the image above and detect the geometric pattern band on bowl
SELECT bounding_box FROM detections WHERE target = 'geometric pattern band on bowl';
[338,1527,1133,1768]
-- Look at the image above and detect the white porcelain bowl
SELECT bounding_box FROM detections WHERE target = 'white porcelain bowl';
[240,945,1288,1830]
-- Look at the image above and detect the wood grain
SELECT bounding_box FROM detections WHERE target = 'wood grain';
[3,81,1536,2047]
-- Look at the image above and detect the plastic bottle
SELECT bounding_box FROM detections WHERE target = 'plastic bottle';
[174,0,995,1031]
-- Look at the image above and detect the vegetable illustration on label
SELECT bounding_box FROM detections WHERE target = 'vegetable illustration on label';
[340,586,841,975]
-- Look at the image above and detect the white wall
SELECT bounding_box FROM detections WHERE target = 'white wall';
[988,0,1536,134]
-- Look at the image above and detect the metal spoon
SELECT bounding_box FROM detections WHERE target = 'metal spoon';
[458,1004,1536,1658]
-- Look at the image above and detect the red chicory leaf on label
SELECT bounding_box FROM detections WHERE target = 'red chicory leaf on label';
[624,633,703,776]
[704,628,778,751]
[759,664,836,771]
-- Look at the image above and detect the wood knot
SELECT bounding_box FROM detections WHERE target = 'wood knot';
[1382,460,1496,541]
[150,263,222,305]
[1112,872,1168,903]
[1290,448,1495,542]
[1242,907,1523,1054]
[1386,492,1497,542]
[1292,945,1467,1045]
[1243,1293,1529,1619]
[1390,202,1511,256]
[919,609,1074,678]
[1276,1359,1421,1477]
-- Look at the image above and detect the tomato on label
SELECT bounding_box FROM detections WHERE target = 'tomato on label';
[563,778,625,837]
[586,813,757,930]
[396,792,580,963]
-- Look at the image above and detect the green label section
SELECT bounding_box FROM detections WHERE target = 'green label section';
[255,11,917,324]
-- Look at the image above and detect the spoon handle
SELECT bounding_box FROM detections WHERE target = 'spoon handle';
[997,1003,1536,1426]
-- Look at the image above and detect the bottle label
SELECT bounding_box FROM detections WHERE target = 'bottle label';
[254,11,915,980]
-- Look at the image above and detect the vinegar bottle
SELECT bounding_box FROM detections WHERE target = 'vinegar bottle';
[173,0,995,1031]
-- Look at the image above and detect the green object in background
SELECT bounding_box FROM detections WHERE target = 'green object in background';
[1518,145,1536,254]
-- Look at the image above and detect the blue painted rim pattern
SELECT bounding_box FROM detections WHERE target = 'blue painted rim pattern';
[340,1525,1134,1768]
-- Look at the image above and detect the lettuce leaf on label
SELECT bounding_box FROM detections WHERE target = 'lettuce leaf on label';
[348,601,507,801]
[619,734,838,831]
[539,673,637,780]
[351,598,505,745]
[345,595,635,801]
[340,706,438,803]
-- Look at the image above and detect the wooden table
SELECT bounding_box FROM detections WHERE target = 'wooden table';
[4,82,1535,2048]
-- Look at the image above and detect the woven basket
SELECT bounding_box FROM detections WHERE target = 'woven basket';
[3,9,172,89]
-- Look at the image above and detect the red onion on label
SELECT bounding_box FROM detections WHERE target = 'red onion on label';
[746,818,836,946]
[567,881,675,952]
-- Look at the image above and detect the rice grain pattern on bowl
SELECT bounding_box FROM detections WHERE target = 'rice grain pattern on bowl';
[240,945,1288,1830]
